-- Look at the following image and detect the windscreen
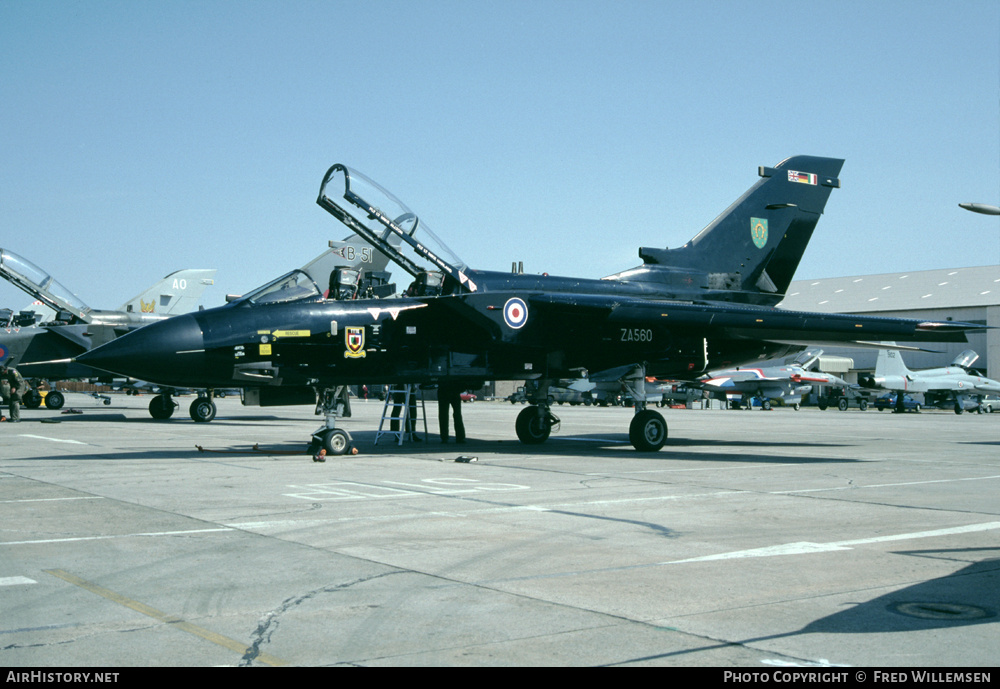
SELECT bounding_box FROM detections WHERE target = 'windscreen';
[241,270,322,305]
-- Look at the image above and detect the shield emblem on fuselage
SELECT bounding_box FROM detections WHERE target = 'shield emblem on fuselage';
[345,326,366,358]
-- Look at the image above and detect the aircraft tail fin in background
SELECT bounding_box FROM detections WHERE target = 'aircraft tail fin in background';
[876,346,913,379]
[118,269,217,316]
[628,155,843,304]
[300,234,396,298]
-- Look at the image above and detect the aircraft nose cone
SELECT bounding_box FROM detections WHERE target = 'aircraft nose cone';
[78,314,208,387]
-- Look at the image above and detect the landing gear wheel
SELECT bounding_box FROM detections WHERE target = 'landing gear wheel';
[954,403,964,415]
[629,409,667,451]
[23,389,42,409]
[793,403,801,411]
[762,399,771,411]
[45,390,65,410]
[189,398,217,423]
[516,406,552,444]
[322,429,352,456]
[149,394,176,419]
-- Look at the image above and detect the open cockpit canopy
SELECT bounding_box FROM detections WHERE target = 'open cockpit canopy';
[0,248,91,321]
[317,164,478,293]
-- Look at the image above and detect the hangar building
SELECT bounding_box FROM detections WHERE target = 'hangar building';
[779,265,1000,381]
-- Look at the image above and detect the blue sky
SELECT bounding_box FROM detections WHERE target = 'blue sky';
[2,0,998,312]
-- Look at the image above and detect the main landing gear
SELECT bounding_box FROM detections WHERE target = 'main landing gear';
[22,387,65,410]
[189,395,217,423]
[149,393,177,419]
[514,369,669,452]
[148,391,218,422]
[622,366,668,451]
[628,408,668,452]
[515,405,559,444]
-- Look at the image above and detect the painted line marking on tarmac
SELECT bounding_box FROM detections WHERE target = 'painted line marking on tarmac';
[229,491,743,531]
[45,569,285,667]
[482,520,1000,584]
[773,474,1000,494]
[19,434,88,445]
[664,521,1000,564]
[562,436,628,444]
[2,527,233,546]
[0,576,37,587]
[589,463,796,476]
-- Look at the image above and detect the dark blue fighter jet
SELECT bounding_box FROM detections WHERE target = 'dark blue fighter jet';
[77,156,976,453]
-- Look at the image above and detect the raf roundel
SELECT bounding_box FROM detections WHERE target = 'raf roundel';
[503,298,528,329]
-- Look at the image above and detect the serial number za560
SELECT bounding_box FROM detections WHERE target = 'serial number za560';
[620,328,653,342]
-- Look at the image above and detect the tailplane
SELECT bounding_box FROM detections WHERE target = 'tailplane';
[119,269,217,315]
[614,155,843,305]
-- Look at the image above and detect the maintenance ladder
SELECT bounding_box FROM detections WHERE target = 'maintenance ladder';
[375,385,428,445]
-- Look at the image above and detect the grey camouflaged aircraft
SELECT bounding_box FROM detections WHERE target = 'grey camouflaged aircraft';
[864,348,1000,414]
[77,156,978,453]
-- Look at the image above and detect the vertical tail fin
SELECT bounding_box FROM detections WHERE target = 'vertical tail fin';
[119,269,217,315]
[876,347,912,378]
[634,155,843,303]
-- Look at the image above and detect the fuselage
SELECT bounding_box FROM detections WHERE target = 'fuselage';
[76,268,804,390]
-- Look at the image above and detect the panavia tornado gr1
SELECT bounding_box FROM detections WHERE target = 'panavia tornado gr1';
[77,156,977,453]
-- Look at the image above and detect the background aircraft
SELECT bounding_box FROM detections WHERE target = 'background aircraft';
[958,203,1000,216]
[863,347,1000,414]
[77,156,978,453]
[6,234,394,420]
[0,248,214,328]
[695,349,849,410]
[1,247,215,410]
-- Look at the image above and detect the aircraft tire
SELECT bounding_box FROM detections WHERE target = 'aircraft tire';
[322,429,351,456]
[629,409,667,451]
[190,398,217,423]
[23,389,42,409]
[954,404,963,415]
[838,398,849,412]
[149,395,176,420]
[45,390,65,410]
[818,402,828,411]
[762,400,771,411]
[515,406,551,444]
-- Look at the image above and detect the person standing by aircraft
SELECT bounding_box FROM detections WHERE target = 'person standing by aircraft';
[437,381,466,443]
[0,363,24,422]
